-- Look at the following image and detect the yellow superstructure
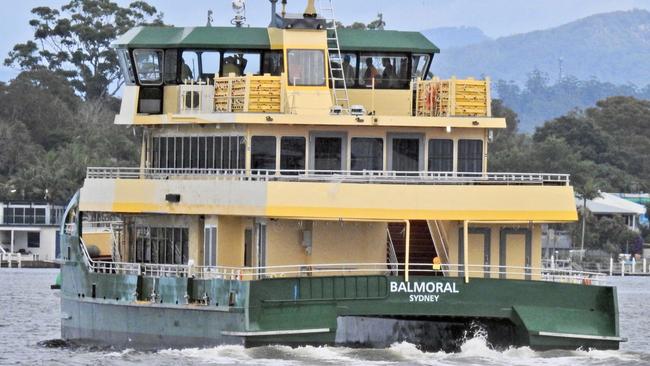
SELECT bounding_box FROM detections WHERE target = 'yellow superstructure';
[79,9,577,284]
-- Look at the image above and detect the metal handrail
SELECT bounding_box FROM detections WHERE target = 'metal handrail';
[385,228,399,275]
[86,167,570,186]
[78,237,141,275]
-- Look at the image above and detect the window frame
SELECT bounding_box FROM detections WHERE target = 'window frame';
[133,49,165,86]
[427,138,454,172]
[309,131,348,172]
[350,137,384,171]
[457,139,484,173]
[287,49,327,87]
[251,135,278,173]
[387,133,425,172]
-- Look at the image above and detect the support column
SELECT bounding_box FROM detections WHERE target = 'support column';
[404,220,411,282]
[10,229,14,254]
[463,221,469,283]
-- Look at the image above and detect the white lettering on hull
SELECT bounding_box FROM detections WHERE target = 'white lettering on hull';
[390,281,460,302]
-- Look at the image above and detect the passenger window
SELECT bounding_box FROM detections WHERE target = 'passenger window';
[390,137,421,171]
[412,54,431,80]
[331,52,357,88]
[262,52,283,76]
[223,51,260,76]
[280,137,306,174]
[428,139,453,172]
[133,49,163,85]
[200,51,221,81]
[458,140,483,173]
[351,138,383,171]
[251,136,277,173]
[288,49,325,86]
[313,136,343,171]
[181,51,199,82]
[359,54,409,89]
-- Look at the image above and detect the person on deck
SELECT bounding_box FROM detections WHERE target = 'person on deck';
[363,57,379,87]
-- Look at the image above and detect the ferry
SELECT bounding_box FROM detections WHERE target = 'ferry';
[58,0,624,351]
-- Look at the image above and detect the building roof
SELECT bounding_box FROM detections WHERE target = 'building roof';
[113,26,440,54]
[576,192,646,215]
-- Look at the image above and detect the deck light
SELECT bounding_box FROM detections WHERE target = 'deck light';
[266,116,274,122]
[472,120,479,126]
[446,126,452,133]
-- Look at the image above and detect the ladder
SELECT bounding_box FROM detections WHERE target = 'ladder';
[318,0,350,113]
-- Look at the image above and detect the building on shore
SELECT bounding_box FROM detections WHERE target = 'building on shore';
[0,202,65,261]
[576,192,646,232]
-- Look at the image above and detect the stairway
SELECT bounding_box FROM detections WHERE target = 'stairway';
[387,220,438,275]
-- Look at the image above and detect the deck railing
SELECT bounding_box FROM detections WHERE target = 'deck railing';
[86,167,570,186]
[76,237,605,286]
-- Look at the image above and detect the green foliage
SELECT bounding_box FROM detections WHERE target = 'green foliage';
[570,214,638,254]
[5,0,164,99]
[336,13,385,30]
[490,96,650,194]
[0,69,140,203]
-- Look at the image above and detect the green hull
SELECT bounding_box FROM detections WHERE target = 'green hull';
[60,234,623,351]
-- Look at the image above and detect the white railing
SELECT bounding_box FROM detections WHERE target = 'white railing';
[386,228,399,275]
[86,167,570,186]
[78,238,140,275]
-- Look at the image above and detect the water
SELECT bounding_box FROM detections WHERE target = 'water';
[1,268,649,366]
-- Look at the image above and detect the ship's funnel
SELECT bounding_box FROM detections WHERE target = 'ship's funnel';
[303,0,317,18]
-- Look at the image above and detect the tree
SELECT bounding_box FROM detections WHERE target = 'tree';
[5,0,164,100]
[337,14,386,30]
[576,179,601,260]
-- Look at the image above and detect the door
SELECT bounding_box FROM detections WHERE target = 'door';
[203,225,217,266]
[499,228,532,280]
[458,228,491,278]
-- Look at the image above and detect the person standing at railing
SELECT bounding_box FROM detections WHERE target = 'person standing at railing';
[432,256,443,276]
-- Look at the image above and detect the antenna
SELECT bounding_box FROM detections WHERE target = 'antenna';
[231,0,247,27]
[206,10,213,27]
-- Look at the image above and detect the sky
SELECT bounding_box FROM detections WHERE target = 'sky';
[1,0,650,82]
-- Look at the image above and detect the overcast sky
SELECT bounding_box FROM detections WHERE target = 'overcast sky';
[1,0,649,81]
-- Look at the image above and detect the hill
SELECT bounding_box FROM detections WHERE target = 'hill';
[420,26,491,49]
[430,9,650,86]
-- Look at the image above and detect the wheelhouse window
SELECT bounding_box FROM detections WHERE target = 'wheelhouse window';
[313,135,344,171]
[151,135,245,170]
[351,137,383,171]
[412,54,431,80]
[428,139,453,171]
[181,51,221,82]
[133,49,163,85]
[288,49,325,86]
[223,51,260,76]
[330,52,357,88]
[280,136,306,174]
[262,51,283,76]
[117,49,136,85]
[200,51,220,80]
[458,139,483,173]
[390,136,421,171]
[251,136,277,173]
[359,53,409,89]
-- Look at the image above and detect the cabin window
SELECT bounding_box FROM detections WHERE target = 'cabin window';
[280,136,306,174]
[134,226,188,265]
[458,139,483,172]
[351,137,383,171]
[181,51,199,82]
[330,52,357,88]
[223,51,260,76]
[164,49,178,84]
[262,52,283,76]
[359,53,409,89]
[412,54,431,80]
[151,136,246,170]
[389,135,422,171]
[312,135,344,171]
[428,139,453,171]
[200,51,220,80]
[133,49,163,85]
[288,49,326,86]
[117,49,136,85]
[251,136,277,173]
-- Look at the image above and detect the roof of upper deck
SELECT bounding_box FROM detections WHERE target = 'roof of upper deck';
[112,26,440,54]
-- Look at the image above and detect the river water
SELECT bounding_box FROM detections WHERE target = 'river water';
[1,268,649,366]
